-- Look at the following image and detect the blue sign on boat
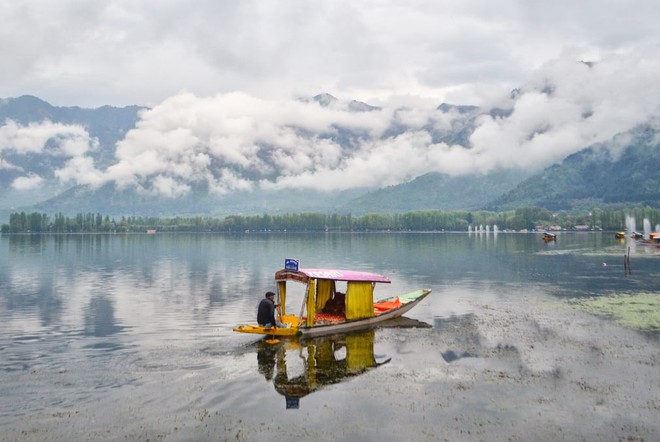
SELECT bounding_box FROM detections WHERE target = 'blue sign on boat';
[285,396,300,409]
[284,258,299,271]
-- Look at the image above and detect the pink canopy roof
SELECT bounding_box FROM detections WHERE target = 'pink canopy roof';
[275,268,391,283]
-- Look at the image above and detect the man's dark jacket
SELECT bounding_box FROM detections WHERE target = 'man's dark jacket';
[257,297,276,326]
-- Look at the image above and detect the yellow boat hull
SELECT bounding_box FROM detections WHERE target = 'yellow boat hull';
[233,314,301,336]
[233,324,301,336]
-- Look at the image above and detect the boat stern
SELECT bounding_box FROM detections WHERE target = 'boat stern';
[233,314,302,337]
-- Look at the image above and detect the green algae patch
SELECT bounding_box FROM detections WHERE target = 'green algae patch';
[567,293,660,332]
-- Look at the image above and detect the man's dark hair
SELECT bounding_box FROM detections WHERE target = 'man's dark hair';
[265,291,276,298]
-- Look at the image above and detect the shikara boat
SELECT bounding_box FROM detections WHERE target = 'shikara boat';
[542,232,557,242]
[637,232,660,247]
[234,264,432,338]
[615,231,626,239]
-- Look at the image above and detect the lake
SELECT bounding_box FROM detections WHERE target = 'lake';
[1,232,659,441]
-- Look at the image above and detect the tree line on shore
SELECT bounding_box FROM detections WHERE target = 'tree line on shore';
[2,206,659,234]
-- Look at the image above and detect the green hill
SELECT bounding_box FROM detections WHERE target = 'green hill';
[489,121,660,210]
[342,169,530,214]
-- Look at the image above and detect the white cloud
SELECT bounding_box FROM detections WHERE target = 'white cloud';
[0,157,21,171]
[467,49,660,172]
[0,119,104,189]
[97,91,398,196]
[0,120,93,155]
[148,175,190,198]
[12,174,43,191]
[211,169,255,195]
[55,156,105,187]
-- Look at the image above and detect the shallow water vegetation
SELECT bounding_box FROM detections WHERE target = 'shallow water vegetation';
[567,293,660,331]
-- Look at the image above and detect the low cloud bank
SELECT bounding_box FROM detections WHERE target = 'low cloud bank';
[2,49,659,197]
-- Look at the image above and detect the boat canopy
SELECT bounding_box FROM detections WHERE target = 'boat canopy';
[275,268,391,284]
[274,268,391,326]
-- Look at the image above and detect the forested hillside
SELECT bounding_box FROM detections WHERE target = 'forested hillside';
[5,206,660,234]
[489,121,660,210]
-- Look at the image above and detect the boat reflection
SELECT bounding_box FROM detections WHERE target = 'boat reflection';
[256,329,390,409]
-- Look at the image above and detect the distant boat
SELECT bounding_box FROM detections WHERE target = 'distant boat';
[637,232,660,247]
[542,232,557,242]
[615,231,626,239]
[631,231,644,239]
[146,229,157,234]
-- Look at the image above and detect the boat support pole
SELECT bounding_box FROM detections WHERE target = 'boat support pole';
[275,292,283,322]
[298,284,308,323]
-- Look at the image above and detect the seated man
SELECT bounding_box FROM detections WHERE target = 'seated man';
[257,291,287,328]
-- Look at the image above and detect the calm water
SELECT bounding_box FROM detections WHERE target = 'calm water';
[1,232,658,438]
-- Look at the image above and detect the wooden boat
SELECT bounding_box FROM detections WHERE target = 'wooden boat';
[637,232,660,247]
[615,231,626,239]
[234,264,432,338]
[542,232,557,242]
[631,231,644,240]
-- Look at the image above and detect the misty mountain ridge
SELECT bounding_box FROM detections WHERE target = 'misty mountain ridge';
[0,95,146,207]
[1,94,659,220]
[0,95,146,164]
[489,120,660,211]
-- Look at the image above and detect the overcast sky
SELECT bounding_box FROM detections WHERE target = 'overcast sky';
[2,0,658,108]
[2,1,660,195]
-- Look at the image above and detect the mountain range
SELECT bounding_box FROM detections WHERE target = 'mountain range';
[1,94,658,221]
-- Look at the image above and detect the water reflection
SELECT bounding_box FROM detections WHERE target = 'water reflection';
[433,313,526,365]
[255,330,390,409]
[434,314,480,363]
[83,296,124,337]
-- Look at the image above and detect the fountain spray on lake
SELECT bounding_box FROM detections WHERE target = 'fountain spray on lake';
[625,215,636,234]
[643,218,652,237]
